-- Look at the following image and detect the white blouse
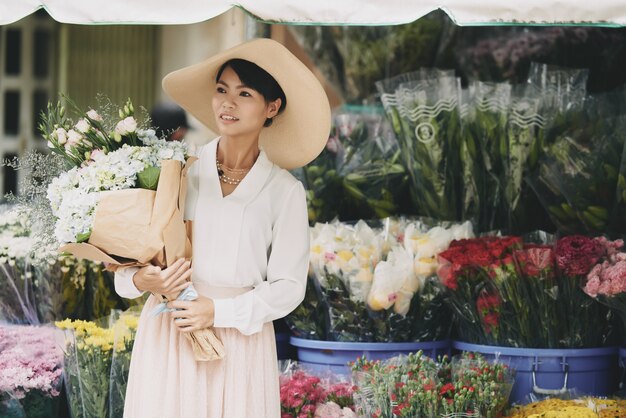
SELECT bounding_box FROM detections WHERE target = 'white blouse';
[114,138,310,335]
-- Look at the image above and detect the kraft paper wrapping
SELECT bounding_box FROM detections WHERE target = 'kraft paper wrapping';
[60,157,197,268]
[60,156,226,361]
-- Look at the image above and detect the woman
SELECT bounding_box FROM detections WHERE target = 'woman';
[114,38,330,418]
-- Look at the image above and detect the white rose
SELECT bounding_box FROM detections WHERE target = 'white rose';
[115,117,137,135]
[87,109,103,122]
[47,140,55,148]
[55,128,68,144]
[75,118,91,134]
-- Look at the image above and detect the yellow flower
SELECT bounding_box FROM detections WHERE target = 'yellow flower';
[414,257,437,276]
[337,250,354,262]
[121,315,139,330]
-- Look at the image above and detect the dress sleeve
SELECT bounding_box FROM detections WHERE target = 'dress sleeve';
[113,267,145,299]
[212,181,310,335]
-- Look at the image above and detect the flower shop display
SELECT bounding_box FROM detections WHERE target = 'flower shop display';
[438,234,614,348]
[350,351,514,418]
[55,309,139,418]
[292,219,472,343]
[0,325,64,418]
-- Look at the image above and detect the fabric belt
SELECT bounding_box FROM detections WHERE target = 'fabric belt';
[193,282,253,298]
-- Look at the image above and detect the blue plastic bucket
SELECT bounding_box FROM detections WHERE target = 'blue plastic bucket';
[619,347,626,389]
[290,337,450,375]
[453,341,618,404]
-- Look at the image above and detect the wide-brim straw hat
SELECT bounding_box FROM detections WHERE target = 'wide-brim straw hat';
[162,38,331,170]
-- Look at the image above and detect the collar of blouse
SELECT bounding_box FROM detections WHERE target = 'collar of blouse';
[204,138,274,206]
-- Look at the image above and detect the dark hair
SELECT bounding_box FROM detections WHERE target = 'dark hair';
[216,59,287,127]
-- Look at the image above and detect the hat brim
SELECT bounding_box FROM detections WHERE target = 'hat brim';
[162,38,331,170]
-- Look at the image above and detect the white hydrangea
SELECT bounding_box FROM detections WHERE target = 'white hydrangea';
[47,137,189,244]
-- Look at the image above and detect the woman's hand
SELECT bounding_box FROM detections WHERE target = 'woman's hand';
[168,296,215,333]
[132,258,192,300]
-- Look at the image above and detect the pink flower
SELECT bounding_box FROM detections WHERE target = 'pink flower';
[0,326,63,399]
[555,235,604,276]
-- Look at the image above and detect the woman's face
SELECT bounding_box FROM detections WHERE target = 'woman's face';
[212,66,281,138]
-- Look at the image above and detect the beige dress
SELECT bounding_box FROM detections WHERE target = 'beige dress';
[114,138,310,418]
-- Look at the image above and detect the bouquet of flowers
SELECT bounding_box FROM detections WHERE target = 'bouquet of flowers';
[462,81,511,232]
[377,73,463,221]
[279,362,356,418]
[309,220,382,342]
[438,236,523,345]
[367,220,473,342]
[0,207,46,324]
[109,309,141,418]
[297,106,410,224]
[56,317,117,418]
[527,90,626,236]
[41,98,193,269]
[583,237,626,344]
[0,205,131,324]
[351,351,514,418]
[56,311,139,418]
[299,219,472,343]
[555,235,614,347]
[0,325,64,418]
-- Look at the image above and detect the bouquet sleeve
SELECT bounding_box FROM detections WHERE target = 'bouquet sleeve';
[60,157,197,269]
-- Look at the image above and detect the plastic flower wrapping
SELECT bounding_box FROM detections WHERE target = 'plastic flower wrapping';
[377,70,463,223]
[439,234,614,348]
[285,218,472,342]
[583,237,626,345]
[0,205,133,325]
[55,309,139,418]
[0,325,64,418]
[108,308,141,418]
[279,360,356,418]
[295,106,412,224]
[350,351,514,418]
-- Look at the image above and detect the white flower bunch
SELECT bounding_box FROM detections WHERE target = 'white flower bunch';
[47,137,188,244]
[310,220,382,302]
[365,220,473,315]
[0,235,36,264]
[0,207,31,237]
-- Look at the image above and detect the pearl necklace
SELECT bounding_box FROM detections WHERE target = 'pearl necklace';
[216,159,251,185]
